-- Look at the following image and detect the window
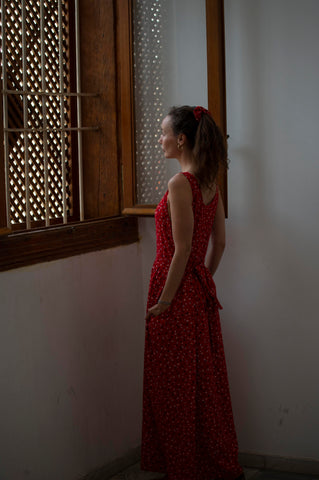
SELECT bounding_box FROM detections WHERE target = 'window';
[122,0,228,216]
[0,0,138,271]
[0,0,226,271]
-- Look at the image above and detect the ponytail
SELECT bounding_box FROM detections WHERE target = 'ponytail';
[168,105,228,189]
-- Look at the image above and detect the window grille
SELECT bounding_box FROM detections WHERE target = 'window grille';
[0,0,97,230]
[133,0,169,205]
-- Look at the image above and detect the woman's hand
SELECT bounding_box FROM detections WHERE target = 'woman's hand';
[145,302,170,321]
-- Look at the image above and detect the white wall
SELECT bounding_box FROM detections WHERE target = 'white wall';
[140,0,319,463]
[1,2,319,479]
[222,0,319,460]
[0,245,145,480]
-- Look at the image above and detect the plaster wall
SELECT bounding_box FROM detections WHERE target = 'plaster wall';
[140,0,319,461]
[0,245,145,480]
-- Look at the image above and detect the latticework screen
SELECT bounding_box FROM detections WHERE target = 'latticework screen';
[133,0,169,205]
[1,0,74,229]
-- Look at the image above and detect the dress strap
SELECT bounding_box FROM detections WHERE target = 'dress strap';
[182,171,218,208]
[181,171,201,195]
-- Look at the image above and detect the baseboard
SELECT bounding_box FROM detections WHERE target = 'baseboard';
[79,447,319,479]
[239,451,319,476]
[78,446,141,480]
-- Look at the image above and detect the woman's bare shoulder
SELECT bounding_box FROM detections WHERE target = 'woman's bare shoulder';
[167,173,192,203]
[167,172,191,190]
[168,172,187,185]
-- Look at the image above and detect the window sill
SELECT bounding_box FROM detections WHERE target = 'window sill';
[122,205,156,216]
[0,216,138,272]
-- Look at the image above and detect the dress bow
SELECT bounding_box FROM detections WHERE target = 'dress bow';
[194,263,222,310]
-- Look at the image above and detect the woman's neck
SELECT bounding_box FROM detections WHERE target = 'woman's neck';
[178,149,196,174]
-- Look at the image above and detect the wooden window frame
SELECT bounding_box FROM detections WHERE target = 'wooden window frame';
[121,0,228,217]
[0,0,138,272]
[206,0,228,216]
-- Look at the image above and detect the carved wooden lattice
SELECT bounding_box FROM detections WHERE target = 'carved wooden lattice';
[1,0,73,227]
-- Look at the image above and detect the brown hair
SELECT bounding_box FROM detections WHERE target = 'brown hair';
[168,105,228,189]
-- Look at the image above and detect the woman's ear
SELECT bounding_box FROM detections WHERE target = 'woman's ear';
[178,133,185,146]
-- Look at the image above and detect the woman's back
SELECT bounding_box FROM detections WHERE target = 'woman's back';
[156,172,218,268]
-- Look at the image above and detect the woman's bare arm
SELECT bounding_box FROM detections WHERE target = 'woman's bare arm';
[146,174,194,319]
[206,194,226,277]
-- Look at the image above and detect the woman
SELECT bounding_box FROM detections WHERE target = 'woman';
[141,106,244,480]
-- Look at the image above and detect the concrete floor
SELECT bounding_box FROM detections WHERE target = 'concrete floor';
[109,463,319,480]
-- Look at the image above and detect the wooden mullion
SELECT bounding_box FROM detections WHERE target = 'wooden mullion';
[206,0,228,216]
[68,0,80,221]
[115,0,136,212]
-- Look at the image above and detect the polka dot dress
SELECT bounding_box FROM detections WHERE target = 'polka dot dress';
[141,172,243,480]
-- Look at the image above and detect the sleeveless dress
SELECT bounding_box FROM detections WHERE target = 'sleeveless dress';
[141,172,243,480]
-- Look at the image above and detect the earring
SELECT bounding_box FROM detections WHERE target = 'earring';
[177,142,183,150]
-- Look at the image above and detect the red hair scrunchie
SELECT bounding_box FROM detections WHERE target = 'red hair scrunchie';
[193,106,211,122]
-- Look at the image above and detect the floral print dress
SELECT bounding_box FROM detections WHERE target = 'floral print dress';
[141,172,243,480]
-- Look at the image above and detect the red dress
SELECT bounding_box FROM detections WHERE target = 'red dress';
[141,172,243,480]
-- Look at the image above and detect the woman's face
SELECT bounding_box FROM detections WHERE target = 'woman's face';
[159,116,179,158]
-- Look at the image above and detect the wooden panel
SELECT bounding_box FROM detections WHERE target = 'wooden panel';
[80,0,120,218]
[206,0,228,216]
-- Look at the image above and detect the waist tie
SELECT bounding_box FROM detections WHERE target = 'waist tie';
[193,263,223,310]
